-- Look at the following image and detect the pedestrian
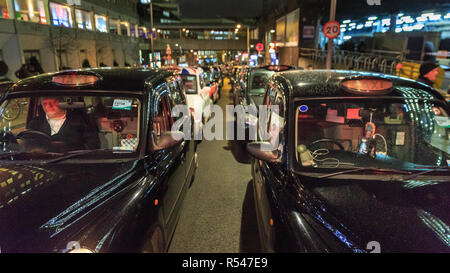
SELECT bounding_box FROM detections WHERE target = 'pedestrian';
[417,62,439,87]
[29,56,44,74]
[82,59,91,68]
[15,63,34,79]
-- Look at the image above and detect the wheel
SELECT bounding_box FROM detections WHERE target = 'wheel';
[16,130,52,141]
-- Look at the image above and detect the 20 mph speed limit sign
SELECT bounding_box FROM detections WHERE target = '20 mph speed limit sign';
[323,21,340,39]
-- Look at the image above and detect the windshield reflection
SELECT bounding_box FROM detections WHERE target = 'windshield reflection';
[295,98,449,172]
[0,95,141,159]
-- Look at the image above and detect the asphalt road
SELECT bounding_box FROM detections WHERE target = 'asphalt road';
[168,78,261,253]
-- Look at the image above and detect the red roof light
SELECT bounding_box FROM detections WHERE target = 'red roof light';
[341,77,393,95]
[52,73,100,86]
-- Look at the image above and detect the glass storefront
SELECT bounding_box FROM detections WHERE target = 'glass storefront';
[75,9,92,30]
[14,0,47,24]
[50,2,72,27]
[95,14,107,33]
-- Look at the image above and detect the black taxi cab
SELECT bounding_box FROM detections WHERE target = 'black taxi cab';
[0,68,196,252]
[246,70,450,252]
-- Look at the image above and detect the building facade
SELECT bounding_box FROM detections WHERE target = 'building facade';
[0,0,146,81]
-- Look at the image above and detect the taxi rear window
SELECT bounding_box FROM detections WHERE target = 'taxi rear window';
[180,75,198,94]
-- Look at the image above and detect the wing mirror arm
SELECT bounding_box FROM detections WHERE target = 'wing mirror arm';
[152,131,184,151]
[246,142,282,163]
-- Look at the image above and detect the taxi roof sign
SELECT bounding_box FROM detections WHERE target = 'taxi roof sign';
[52,72,100,86]
[341,76,393,95]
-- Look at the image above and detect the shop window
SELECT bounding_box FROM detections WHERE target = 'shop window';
[120,21,129,36]
[109,18,119,34]
[95,14,107,33]
[0,0,9,18]
[14,0,47,24]
[75,9,92,30]
[50,2,72,27]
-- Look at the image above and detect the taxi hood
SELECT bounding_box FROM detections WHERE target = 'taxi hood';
[0,160,138,252]
[293,174,450,252]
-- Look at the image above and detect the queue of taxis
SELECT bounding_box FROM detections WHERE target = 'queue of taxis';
[0,68,197,252]
[174,67,213,130]
[245,70,450,252]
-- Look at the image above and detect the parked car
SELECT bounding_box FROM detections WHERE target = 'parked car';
[0,68,197,252]
[177,67,213,130]
[232,65,298,150]
[246,70,450,252]
[199,66,219,103]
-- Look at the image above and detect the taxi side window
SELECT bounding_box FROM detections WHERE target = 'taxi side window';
[265,86,285,145]
[153,87,173,137]
[199,76,205,89]
[170,79,186,105]
[0,98,29,134]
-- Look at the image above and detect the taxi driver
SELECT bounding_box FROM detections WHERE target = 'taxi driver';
[27,96,100,151]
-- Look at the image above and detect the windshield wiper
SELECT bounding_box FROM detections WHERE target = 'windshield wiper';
[44,149,104,164]
[0,151,64,160]
[401,166,450,181]
[317,167,412,179]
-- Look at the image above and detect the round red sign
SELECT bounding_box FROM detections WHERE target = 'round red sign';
[323,21,340,39]
[255,43,264,52]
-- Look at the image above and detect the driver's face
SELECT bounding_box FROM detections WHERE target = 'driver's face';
[42,98,65,119]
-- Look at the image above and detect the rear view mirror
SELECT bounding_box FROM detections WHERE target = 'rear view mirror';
[152,131,184,151]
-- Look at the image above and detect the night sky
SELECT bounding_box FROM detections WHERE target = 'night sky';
[178,0,263,18]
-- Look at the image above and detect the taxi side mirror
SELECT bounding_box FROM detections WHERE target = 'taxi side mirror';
[152,131,184,151]
[246,142,282,163]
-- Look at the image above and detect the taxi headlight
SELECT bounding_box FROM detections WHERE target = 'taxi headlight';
[68,248,95,253]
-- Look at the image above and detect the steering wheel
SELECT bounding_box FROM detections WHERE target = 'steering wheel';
[308,138,345,151]
[16,130,52,141]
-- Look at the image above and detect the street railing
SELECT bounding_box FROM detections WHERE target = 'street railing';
[300,48,407,75]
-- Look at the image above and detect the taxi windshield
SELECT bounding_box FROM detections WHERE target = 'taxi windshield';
[295,98,449,172]
[180,74,198,94]
[0,94,142,160]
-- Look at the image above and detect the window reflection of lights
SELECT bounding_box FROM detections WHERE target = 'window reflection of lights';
[416,17,427,22]
[312,212,364,252]
[403,180,439,189]
[429,14,441,21]
[418,210,450,247]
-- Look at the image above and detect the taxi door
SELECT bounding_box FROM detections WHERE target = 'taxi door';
[151,83,188,239]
